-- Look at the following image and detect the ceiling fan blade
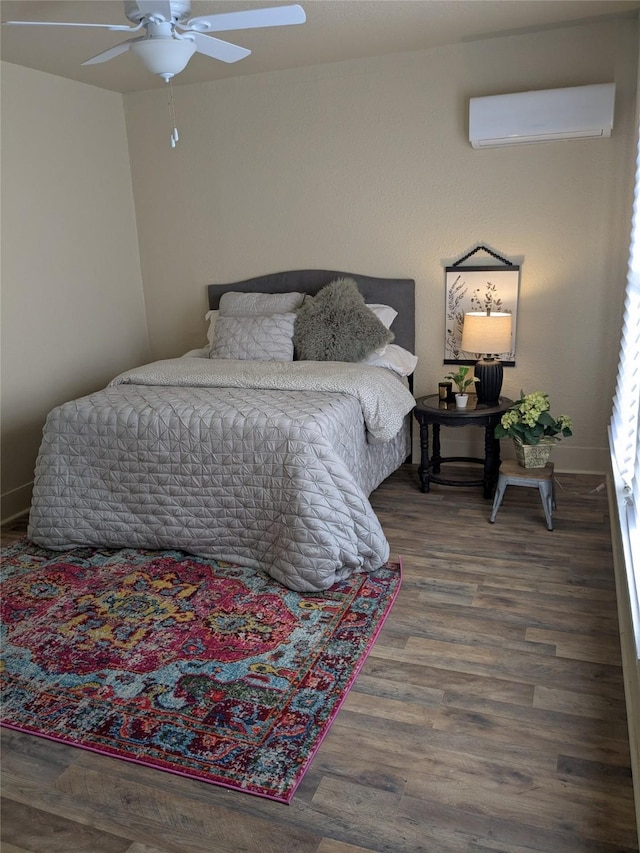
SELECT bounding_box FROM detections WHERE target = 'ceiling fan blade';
[185,4,306,33]
[3,20,136,31]
[135,1,174,21]
[189,32,251,63]
[82,38,141,66]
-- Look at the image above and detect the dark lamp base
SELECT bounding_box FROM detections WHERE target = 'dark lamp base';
[475,358,503,406]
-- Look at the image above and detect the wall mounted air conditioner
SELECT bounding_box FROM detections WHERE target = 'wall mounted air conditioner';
[469,83,615,149]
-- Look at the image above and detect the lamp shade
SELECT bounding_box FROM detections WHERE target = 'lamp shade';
[130,38,196,79]
[461,312,512,355]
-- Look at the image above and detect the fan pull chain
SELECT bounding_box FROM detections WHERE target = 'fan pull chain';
[166,78,179,148]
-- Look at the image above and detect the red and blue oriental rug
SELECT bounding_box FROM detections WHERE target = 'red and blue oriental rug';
[1,539,401,802]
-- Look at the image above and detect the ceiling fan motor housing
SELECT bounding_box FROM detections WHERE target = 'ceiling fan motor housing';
[124,1,192,24]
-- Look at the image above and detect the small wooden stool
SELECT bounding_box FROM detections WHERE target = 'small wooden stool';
[489,460,556,530]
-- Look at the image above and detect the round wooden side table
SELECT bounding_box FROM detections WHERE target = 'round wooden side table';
[413,394,513,498]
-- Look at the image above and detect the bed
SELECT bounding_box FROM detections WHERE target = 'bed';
[28,270,416,592]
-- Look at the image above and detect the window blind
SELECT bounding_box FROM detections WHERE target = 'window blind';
[609,124,640,652]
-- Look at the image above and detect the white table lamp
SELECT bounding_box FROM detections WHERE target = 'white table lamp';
[461,312,512,405]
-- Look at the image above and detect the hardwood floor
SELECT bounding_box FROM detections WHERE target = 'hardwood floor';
[2,464,637,852]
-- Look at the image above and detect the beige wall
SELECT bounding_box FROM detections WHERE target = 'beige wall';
[1,63,150,521]
[125,15,638,473]
[1,14,637,522]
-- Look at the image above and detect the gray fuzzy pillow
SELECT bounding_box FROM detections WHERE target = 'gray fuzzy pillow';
[293,278,394,362]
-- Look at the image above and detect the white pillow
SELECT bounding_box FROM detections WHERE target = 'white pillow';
[367,303,398,329]
[182,347,210,358]
[362,344,418,376]
[219,291,305,316]
[205,309,219,348]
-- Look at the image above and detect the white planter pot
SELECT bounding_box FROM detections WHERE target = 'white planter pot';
[455,394,469,409]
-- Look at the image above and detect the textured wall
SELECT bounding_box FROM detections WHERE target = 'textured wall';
[1,63,150,520]
[124,16,638,473]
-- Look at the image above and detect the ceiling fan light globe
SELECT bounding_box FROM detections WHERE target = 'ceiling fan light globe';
[130,37,196,78]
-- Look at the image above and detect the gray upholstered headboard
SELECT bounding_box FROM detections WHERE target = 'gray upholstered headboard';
[207,270,415,355]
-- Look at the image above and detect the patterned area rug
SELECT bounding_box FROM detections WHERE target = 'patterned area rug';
[1,539,401,802]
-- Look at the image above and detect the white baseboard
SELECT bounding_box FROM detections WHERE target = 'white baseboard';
[410,431,608,475]
[1,482,32,525]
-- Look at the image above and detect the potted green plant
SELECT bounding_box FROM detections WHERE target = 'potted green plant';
[444,366,479,408]
[494,390,573,467]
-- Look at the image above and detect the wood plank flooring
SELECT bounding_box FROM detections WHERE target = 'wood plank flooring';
[2,464,637,852]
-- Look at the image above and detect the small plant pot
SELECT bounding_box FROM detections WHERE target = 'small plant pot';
[455,393,469,409]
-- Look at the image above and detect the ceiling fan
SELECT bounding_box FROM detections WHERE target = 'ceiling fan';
[3,1,307,81]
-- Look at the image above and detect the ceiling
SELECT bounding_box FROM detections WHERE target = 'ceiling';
[1,0,639,93]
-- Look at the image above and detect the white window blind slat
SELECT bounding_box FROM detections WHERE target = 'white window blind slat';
[609,122,640,655]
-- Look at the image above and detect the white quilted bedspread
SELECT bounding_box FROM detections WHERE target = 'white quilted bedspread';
[110,358,415,443]
[28,359,414,591]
